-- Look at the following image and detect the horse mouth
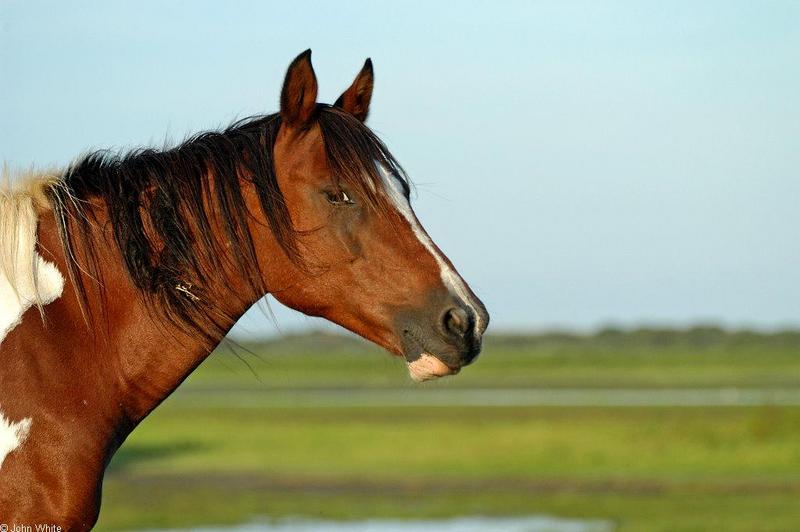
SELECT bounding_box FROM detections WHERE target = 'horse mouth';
[407,353,460,382]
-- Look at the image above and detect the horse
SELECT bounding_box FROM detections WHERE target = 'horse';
[0,50,488,528]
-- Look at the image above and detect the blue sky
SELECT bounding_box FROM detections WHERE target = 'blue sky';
[1,1,798,335]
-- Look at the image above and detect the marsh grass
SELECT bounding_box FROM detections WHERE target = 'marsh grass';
[96,330,800,531]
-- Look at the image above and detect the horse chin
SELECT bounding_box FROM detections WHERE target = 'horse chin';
[407,353,459,382]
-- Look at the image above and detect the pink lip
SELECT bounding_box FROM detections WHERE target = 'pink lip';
[407,353,460,382]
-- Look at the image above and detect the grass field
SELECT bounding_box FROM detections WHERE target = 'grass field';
[95,329,800,531]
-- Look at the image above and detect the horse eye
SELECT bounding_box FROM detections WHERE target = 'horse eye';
[326,189,354,205]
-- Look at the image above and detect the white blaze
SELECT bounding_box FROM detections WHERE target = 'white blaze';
[0,411,32,469]
[379,164,483,332]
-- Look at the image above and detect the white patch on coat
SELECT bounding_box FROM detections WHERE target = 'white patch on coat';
[0,410,32,469]
[378,164,483,333]
[0,180,65,345]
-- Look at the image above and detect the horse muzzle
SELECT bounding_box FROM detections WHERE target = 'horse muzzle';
[398,294,489,382]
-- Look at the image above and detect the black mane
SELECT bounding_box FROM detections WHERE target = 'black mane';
[52,106,407,341]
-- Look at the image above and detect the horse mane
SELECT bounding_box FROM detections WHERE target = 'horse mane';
[0,169,65,342]
[49,105,409,342]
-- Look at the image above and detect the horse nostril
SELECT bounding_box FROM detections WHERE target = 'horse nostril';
[443,307,470,338]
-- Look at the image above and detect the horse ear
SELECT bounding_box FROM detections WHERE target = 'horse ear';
[280,49,318,127]
[334,58,374,122]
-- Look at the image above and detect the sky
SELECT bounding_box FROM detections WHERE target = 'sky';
[1,1,798,337]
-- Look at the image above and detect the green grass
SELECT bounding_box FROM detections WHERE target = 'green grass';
[107,405,800,479]
[186,329,800,389]
[95,329,800,531]
[101,480,800,532]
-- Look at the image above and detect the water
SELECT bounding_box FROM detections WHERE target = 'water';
[145,515,614,532]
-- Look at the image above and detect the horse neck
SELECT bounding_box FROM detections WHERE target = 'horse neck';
[48,192,264,427]
[0,201,264,525]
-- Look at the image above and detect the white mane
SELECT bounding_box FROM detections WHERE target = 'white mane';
[0,168,65,345]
